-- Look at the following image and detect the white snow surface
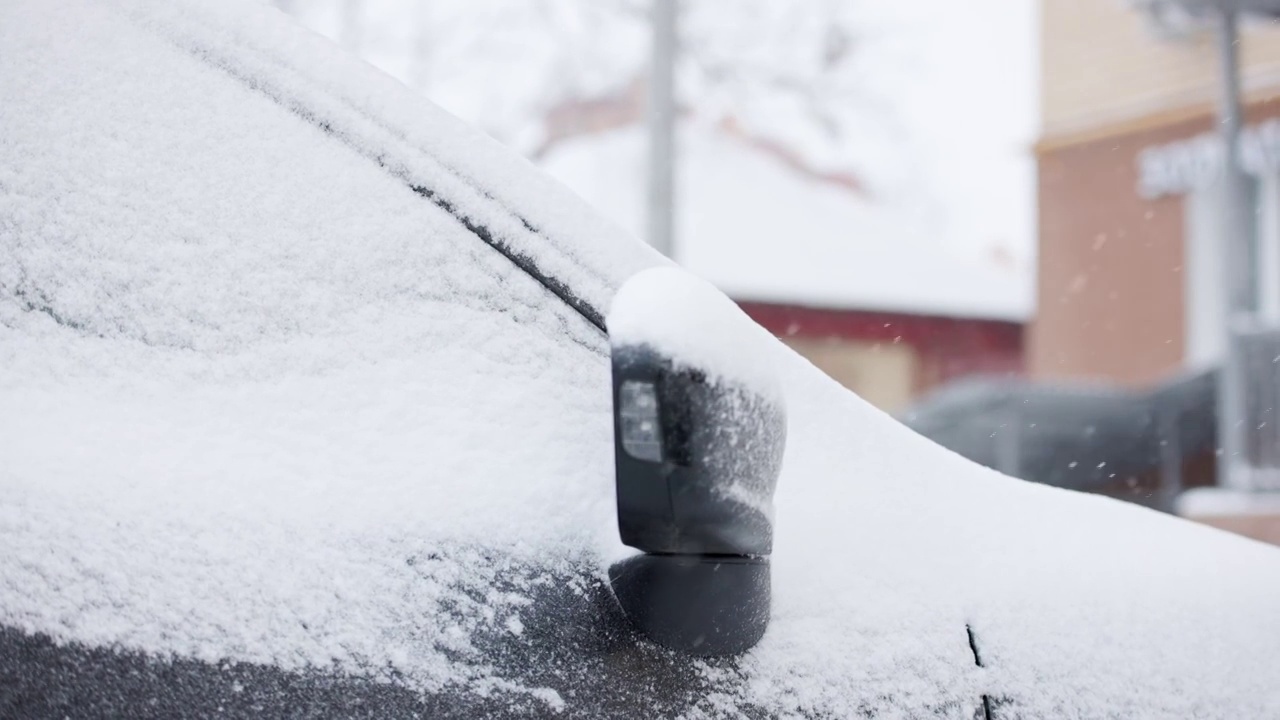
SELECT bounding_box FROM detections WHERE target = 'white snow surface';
[608,267,783,403]
[2,1,1279,718]
[543,124,1030,321]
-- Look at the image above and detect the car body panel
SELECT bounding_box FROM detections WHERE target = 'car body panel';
[2,1,1279,717]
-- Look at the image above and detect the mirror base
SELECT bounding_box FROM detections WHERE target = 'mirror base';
[608,553,770,657]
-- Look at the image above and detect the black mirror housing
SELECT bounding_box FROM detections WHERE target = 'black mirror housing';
[611,344,786,557]
[608,328,786,656]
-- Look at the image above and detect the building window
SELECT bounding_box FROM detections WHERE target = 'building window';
[1258,173,1280,324]
[1182,175,1276,366]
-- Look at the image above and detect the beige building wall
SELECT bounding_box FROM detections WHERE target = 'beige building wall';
[784,338,918,414]
[1042,0,1280,145]
[1188,514,1280,545]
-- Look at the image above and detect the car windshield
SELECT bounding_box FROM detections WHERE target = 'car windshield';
[3,1,1280,718]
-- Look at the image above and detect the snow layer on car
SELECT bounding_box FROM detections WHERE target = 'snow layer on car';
[2,0,1280,718]
[0,0,621,706]
[607,267,784,404]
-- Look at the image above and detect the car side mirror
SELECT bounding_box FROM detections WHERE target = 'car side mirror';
[606,268,787,656]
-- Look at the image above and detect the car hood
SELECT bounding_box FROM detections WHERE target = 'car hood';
[2,0,1279,717]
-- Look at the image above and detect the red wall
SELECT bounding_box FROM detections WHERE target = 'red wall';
[738,301,1025,395]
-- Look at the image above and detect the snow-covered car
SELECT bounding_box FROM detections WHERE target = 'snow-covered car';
[3,0,1280,718]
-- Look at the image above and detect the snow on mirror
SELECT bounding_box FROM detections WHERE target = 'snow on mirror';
[607,267,787,656]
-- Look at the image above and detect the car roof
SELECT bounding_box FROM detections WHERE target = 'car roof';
[3,0,1280,718]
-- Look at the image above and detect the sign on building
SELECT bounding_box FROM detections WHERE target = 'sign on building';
[1137,118,1280,198]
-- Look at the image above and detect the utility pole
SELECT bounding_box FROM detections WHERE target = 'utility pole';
[1213,6,1255,490]
[646,0,677,257]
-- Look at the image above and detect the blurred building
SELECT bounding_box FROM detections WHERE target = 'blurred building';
[744,302,1022,416]
[1034,0,1280,386]
[531,76,1031,415]
[909,0,1280,544]
[275,0,1036,415]
[539,119,1029,415]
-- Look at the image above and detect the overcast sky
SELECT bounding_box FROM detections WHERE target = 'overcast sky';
[284,0,1040,264]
